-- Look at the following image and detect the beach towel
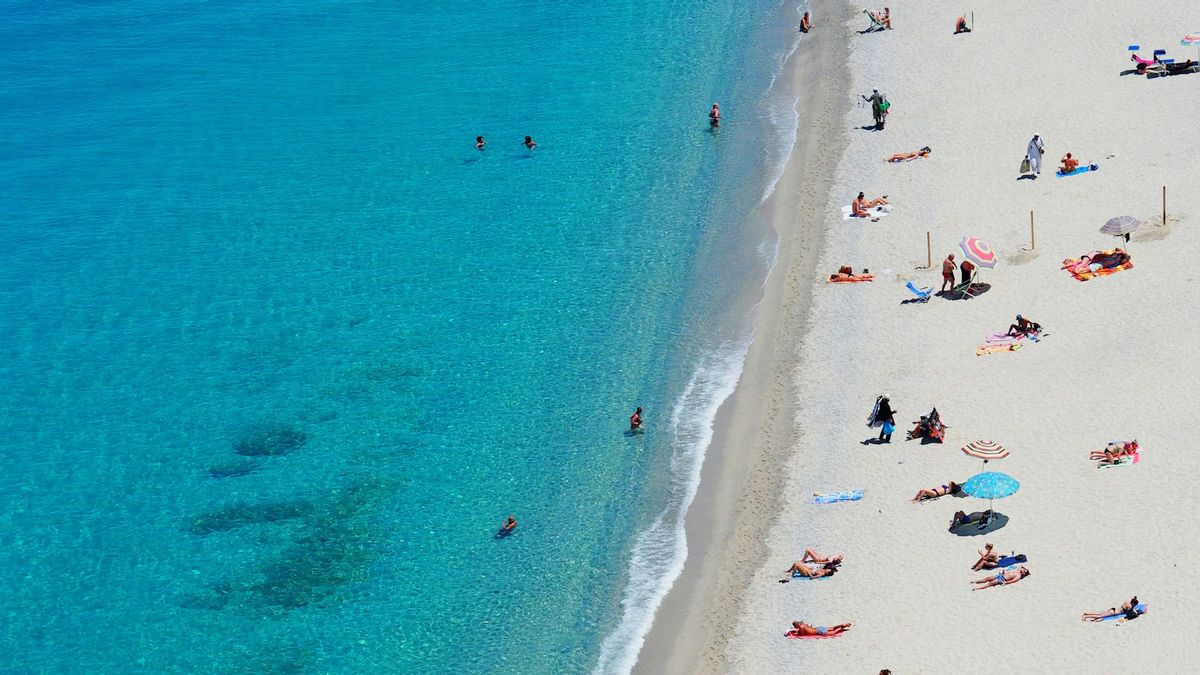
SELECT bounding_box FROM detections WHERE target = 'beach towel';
[812,490,864,504]
[995,554,1028,567]
[1098,453,1140,468]
[1056,164,1099,177]
[792,572,832,580]
[1062,253,1134,282]
[828,276,874,283]
[1100,603,1148,621]
[842,204,892,220]
[976,343,1022,356]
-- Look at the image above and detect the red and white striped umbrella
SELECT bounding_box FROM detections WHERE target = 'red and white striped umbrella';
[959,237,998,269]
[962,440,1009,461]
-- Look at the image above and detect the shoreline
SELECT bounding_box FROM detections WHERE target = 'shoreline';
[632,4,854,672]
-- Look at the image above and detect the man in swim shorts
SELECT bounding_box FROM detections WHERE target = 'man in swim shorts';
[941,253,956,293]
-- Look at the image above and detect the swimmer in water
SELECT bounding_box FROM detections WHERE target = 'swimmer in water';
[475,136,485,150]
[709,103,721,128]
[630,407,644,431]
[523,135,537,150]
[501,515,517,533]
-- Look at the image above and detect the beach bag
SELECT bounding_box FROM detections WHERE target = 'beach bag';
[882,421,895,435]
[1020,157,1031,173]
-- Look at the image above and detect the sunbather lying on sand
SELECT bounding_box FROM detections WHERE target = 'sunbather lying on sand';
[1091,440,1139,463]
[912,481,962,503]
[971,566,1029,590]
[1082,596,1143,622]
[802,548,843,566]
[885,147,930,162]
[829,271,875,282]
[952,509,992,527]
[783,561,837,579]
[852,192,889,217]
[787,621,852,637]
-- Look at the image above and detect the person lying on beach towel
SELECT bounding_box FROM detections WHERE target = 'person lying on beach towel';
[784,561,838,579]
[1082,596,1144,622]
[911,480,962,503]
[971,565,1030,590]
[786,621,852,638]
[885,147,930,162]
[1063,249,1133,280]
[1090,440,1138,462]
[852,192,889,217]
[952,509,992,527]
[829,270,875,282]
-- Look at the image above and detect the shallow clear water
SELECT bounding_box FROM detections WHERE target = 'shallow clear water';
[0,1,802,671]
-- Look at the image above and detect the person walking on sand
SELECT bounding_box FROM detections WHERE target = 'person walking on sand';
[1026,134,1045,178]
[941,253,956,293]
[862,89,885,129]
[709,102,721,128]
[630,407,644,432]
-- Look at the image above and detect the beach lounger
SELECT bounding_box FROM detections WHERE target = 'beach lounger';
[862,9,886,32]
[950,269,980,299]
[905,281,931,303]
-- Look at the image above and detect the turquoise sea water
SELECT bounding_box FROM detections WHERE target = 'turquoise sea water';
[0,1,804,671]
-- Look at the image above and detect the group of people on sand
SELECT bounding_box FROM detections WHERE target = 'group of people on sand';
[851,191,889,218]
[781,550,852,636]
[829,265,874,282]
[939,253,976,293]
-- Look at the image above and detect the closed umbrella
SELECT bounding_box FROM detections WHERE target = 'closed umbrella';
[962,440,1009,469]
[962,471,1020,523]
[1101,216,1141,244]
[959,237,998,269]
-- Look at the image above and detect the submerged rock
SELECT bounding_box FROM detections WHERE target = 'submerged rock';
[235,427,308,456]
[189,500,314,535]
[207,461,259,478]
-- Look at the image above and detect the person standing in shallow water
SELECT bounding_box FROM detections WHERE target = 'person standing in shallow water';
[630,407,644,432]
[475,136,486,150]
[523,135,537,150]
[709,102,721,128]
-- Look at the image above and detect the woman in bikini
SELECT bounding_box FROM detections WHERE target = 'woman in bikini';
[971,566,1029,590]
[885,147,931,162]
[787,621,852,637]
[1090,440,1138,463]
[911,480,962,503]
[784,561,837,579]
[971,543,999,571]
[1082,596,1141,622]
[852,192,889,217]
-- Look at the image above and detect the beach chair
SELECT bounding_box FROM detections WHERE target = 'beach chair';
[950,269,980,299]
[904,281,931,303]
[862,9,886,32]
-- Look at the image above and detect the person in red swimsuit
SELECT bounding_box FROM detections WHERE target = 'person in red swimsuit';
[630,407,644,431]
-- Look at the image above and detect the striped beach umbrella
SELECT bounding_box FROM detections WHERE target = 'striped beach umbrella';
[962,439,1009,470]
[1101,215,1141,242]
[959,237,998,269]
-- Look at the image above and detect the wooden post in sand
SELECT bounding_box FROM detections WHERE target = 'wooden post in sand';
[1163,185,1167,226]
[926,231,932,268]
[1030,210,1036,250]
[971,12,975,32]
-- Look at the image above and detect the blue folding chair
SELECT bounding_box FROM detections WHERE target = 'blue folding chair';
[905,281,931,303]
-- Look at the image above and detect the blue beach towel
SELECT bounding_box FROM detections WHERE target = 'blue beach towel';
[812,490,865,504]
[1100,603,1147,621]
[995,554,1028,567]
[792,571,832,580]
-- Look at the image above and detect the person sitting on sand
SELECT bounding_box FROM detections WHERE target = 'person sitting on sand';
[885,147,931,162]
[784,561,838,579]
[954,16,970,34]
[852,192,889,217]
[971,543,1000,571]
[952,509,993,527]
[1082,596,1143,622]
[1006,314,1042,337]
[800,11,812,33]
[971,565,1030,590]
[787,621,852,637]
[912,481,962,503]
[1059,153,1079,174]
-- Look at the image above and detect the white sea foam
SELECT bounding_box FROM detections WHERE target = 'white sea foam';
[591,336,752,675]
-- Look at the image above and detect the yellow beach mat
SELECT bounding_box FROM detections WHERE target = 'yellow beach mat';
[976,343,1022,356]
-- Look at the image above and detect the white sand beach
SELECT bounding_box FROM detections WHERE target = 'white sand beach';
[638,1,1200,672]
